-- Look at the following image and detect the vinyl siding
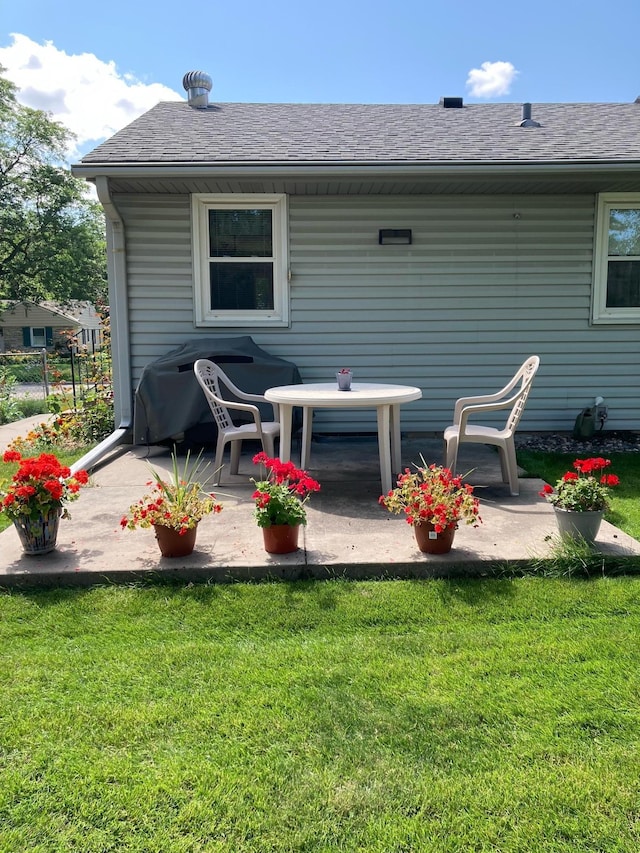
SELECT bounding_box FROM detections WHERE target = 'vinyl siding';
[118,192,640,435]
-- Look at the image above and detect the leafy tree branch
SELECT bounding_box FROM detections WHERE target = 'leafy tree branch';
[0,66,107,305]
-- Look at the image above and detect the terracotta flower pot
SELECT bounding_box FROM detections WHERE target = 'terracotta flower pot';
[154,523,198,557]
[413,522,456,554]
[262,524,301,554]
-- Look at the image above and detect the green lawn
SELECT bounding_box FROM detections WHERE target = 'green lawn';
[1,579,639,852]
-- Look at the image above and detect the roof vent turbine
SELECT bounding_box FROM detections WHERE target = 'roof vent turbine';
[518,102,541,127]
[182,71,212,109]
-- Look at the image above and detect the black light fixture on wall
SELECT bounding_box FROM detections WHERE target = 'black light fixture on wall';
[379,228,412,245]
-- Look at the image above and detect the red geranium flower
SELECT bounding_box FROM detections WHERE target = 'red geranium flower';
[251,454,321,528]
[540,457,619,512]
[0,452,89,522]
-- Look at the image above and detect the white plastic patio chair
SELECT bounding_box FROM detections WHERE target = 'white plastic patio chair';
[443,356,540,496]
[193,359,280,485]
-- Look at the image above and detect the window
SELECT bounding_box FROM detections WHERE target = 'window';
[31,327,46,346]
[22,326,53,347]
[592,194,640,323]
[192,194,289,327]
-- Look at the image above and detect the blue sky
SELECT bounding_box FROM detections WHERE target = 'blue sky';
[1,0,639,159]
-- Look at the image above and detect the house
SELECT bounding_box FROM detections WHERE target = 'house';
[71,72,640,440]
[0,300,104,354]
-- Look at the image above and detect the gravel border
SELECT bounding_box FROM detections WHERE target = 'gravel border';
[516,431,640,454]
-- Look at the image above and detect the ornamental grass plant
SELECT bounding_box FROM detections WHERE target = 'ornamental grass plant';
[0,450,89,521]
[121,448,222,536]
[379,459,482,531]
[251,452,321,527]
[539,456,620,512]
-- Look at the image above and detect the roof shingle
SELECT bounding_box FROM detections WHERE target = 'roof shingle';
[78,101,640,166]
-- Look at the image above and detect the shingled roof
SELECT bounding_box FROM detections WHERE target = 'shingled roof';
[78,100,640,167]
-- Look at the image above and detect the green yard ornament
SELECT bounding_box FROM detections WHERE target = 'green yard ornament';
[573,407,595,440]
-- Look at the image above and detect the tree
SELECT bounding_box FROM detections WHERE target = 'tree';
[0,68,107,304]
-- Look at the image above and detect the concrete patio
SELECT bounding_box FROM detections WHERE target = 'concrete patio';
[2,422,639,588]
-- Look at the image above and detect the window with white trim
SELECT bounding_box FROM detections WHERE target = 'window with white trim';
[191,194,289,327]
[30,327,46,346]
[592,194,640,323]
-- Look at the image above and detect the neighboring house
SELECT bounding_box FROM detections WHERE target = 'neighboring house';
[71,72,640,437]
[0,300,104,353]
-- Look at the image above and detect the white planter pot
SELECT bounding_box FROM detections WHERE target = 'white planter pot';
[336,371,352,391]
[553,507,604,543]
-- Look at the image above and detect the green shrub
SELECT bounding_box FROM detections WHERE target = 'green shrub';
[12,397,51,418]
[61,392,114,444]
[0,368,24,424]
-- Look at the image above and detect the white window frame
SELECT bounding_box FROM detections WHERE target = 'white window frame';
[592,193,640,324]
[30,327,46,347]
[191,193,289,327]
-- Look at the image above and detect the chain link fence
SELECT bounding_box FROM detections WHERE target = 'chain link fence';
[0,350,48,381]
[1,345,111,406]
[0,350,50,397]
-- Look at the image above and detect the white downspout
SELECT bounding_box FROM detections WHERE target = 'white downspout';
[71,177,133,473]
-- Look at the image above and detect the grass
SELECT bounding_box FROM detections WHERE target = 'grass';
[0,396,51,425]
[11,397,52,418]
[0,578,639,852]
[517,450,640,541]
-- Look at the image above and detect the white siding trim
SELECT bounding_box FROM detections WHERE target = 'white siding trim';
[591,192,640,324]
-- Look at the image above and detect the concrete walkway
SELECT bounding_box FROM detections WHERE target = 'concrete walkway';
[1,418,639,587]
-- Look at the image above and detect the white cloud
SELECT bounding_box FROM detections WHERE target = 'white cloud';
[466,60,518,98]
[0,33,183,158]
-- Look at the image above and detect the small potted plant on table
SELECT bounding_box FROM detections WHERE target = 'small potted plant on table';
[379,459,482,554]
[1,450,89,555]
[251,452,321,553]
[539,456,619,543]
[336,368,352,391]
[121,448,223,557]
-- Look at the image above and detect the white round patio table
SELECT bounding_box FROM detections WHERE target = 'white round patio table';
[264,382,422,494]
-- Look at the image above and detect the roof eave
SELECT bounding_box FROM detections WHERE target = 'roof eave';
[71,159,640,181]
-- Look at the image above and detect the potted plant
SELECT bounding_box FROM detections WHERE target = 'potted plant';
[1,450,89,555]
[539,456,619,543]
[120,448,223,557]
[379,460,482,554]
[336,368,352,391]
[251,452,321,553]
